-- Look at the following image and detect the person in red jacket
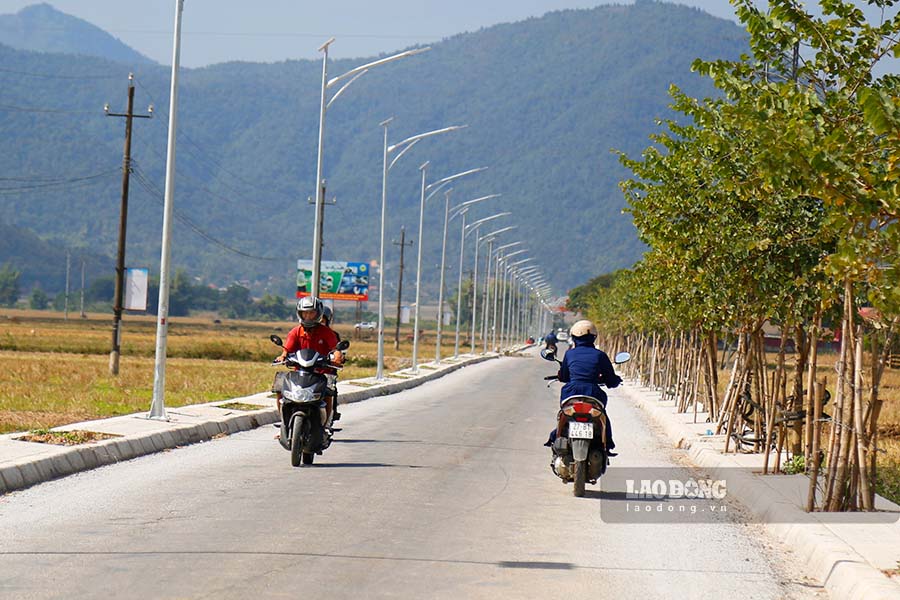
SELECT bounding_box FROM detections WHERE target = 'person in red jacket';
[276,297,344,426]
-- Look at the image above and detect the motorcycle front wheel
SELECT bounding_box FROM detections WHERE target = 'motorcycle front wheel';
[290,414,305,467]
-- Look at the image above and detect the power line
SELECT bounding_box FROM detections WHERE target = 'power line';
[0,168,119,193]
[0,66,119,80]
[0,103,98,114]
[132,75,297,198]
[131,165,282,262]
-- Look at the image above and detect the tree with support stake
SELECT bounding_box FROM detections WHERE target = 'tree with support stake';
[105,73,152,376]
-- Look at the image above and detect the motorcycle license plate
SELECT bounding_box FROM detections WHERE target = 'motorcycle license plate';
[569,421,593,439]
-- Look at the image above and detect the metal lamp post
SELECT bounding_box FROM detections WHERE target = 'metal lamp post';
[483,235,520,353]
[499,255,533,350]
[447,195,502,358]
[466,213,511,353]
[376,123,466,380]
[310,42,430,301]
[435,193,502,364]
[410,167,486,373]
[148,0,184,421]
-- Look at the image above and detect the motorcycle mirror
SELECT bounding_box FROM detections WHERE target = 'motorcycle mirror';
[614,351,631,364]
[540,348,557,362]
[269,334,284,347]
[336,340,350,351]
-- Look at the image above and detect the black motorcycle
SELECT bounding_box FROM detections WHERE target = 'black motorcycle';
[270,334,350,467]
[541,347,630,496]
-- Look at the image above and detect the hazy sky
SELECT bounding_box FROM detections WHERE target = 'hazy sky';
[0,0,741,67]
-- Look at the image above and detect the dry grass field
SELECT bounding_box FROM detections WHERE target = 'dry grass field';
[0,309,466,434]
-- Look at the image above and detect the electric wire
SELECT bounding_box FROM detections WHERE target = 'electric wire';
[0,103,99,115]
[0,168,120,193]
[0,66,120,79]
[130,165,282,262]
[132,76,294,198]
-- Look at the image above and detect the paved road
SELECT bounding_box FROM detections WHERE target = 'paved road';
[0,353,824,599]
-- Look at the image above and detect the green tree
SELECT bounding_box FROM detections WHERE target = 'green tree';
[255,293,290,320]
[168,269,195,317]
[28,286,48,310]
[220,284,253,319]
[0,263,21,307]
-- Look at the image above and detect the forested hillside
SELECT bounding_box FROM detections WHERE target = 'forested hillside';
[0,1,746,298]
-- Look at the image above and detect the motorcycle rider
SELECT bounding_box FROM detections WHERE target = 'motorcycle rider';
[543,330,558,354]
[545,319,621,456]
[320,304,342,421]
[275,297,344,427]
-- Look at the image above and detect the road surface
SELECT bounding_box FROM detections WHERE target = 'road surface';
[0,352,824,599]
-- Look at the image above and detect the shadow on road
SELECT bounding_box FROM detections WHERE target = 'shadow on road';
[309,462,430,469]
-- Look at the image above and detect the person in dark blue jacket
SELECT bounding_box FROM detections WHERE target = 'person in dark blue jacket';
[545,320,621,455]
[543,331,558,352]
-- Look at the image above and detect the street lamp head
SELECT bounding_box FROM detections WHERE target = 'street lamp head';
[318,37,336,52]
[380,116,394,128]
[419,160,430,171]
[495,239,523,252]
[465,212,510,235]
[488,225,522,244]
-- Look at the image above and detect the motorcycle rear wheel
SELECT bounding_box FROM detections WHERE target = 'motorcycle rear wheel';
[302,451,315,465]
[573,460,586,497]
[290,414,304,467]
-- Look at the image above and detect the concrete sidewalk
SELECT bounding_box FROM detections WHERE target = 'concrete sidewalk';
[0,352,504,496]
[622,380,900,600]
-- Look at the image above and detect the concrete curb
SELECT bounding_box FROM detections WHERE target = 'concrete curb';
[623,382,900,600]
[0,352,505,496]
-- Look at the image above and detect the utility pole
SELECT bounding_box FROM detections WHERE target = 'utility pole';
[79,258,85,319]
[392,226,413,349]
[64,251,70,321]
[105,73,152,376]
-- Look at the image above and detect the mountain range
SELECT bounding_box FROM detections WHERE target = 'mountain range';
[0,4,155,66]
[0,1,747,299]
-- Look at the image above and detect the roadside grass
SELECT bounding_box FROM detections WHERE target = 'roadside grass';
[0,310,468,434]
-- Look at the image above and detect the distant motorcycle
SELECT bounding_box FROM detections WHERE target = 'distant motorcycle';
[541,347,630,497]
[270,334,350,467]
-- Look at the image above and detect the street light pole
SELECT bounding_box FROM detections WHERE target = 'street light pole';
[466,213,510,354]
[376,118,391,380]
[448,195,501,358]
[149,0,184,421]
[480,232,519,353]
[411,166,485,372]
[411,162,428,374]
[434,189,451,364]
[310,38,333,301]
[377,123,466,380]
[310,43,430,300]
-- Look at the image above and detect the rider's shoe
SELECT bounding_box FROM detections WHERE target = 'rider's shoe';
[607,450,618,457]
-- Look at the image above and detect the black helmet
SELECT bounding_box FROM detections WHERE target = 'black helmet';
[322,305,334,327]
[296,297,323,328]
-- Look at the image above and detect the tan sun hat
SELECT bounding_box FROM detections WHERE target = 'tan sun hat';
[570,320,598,337]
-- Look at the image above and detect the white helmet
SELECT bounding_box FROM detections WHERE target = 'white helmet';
[570,320,597,338]
[296,297,324,328]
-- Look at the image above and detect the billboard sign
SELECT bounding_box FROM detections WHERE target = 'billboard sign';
[297,260,369,301]
[124,268,149,311]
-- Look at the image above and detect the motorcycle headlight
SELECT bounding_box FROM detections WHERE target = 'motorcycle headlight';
[284,388,315,403]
